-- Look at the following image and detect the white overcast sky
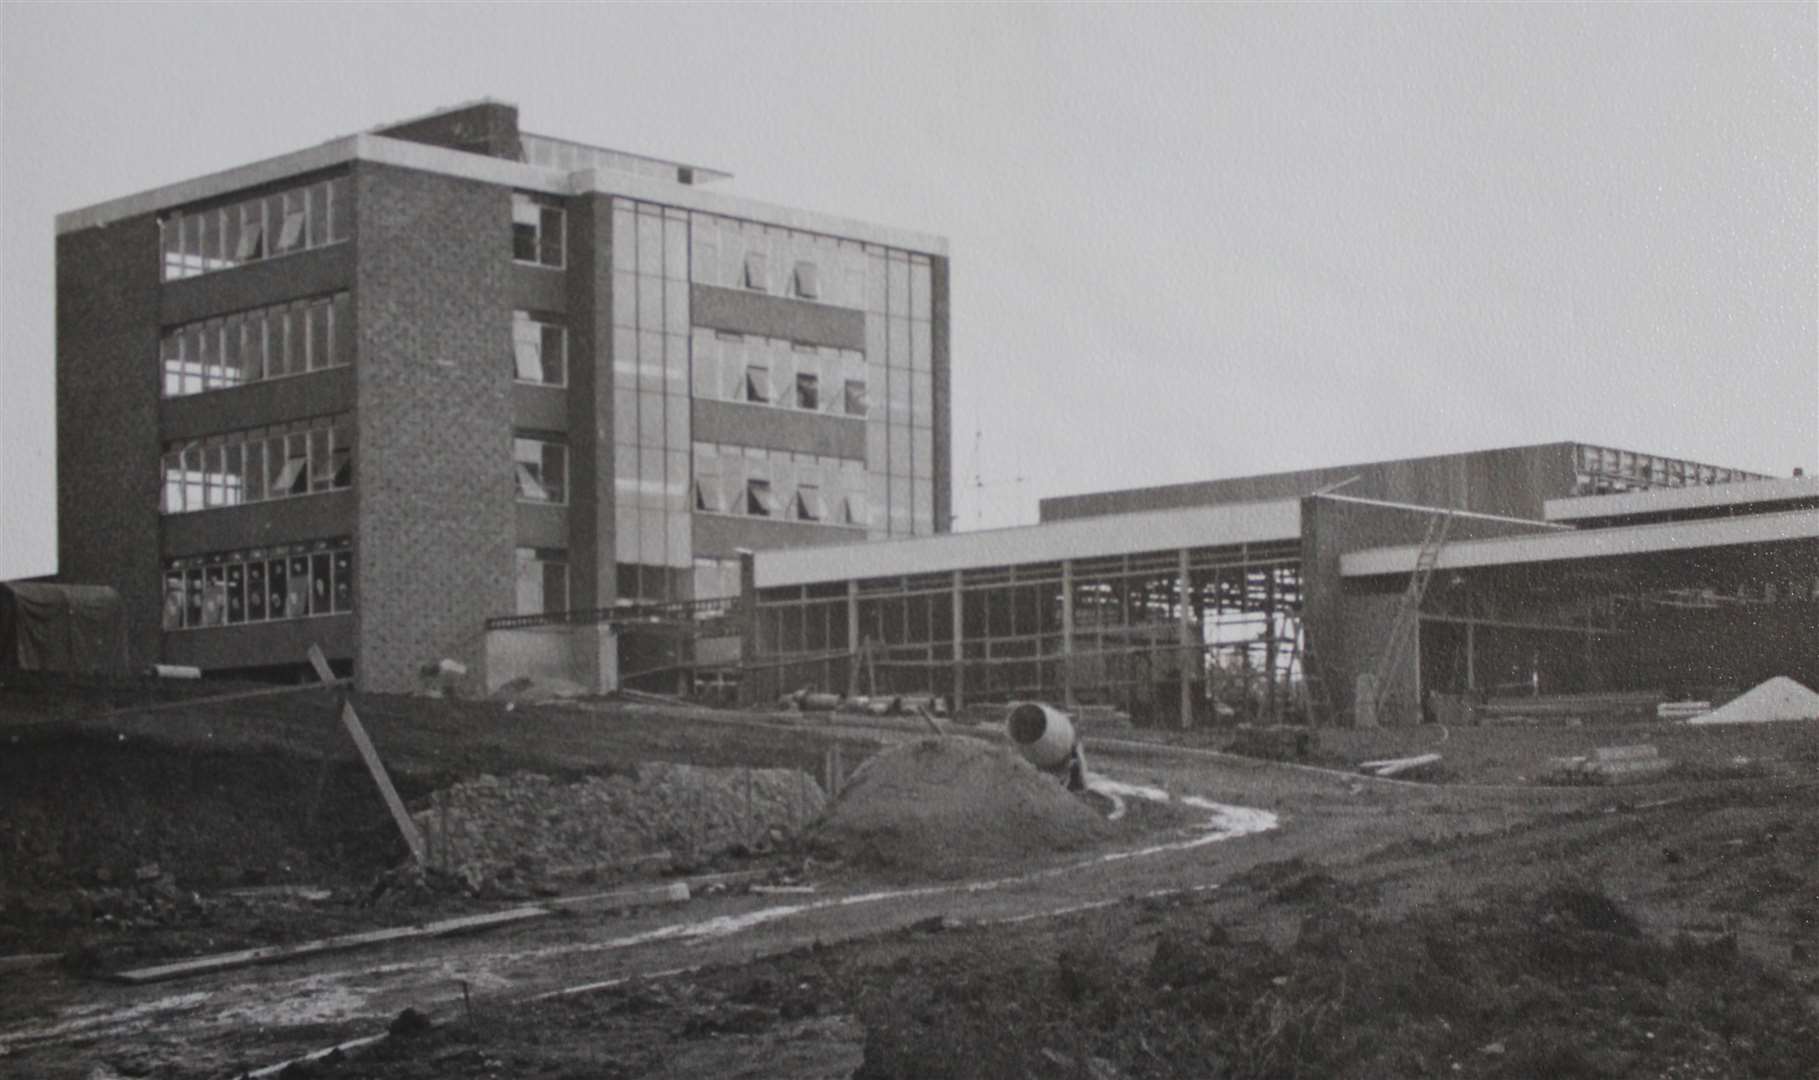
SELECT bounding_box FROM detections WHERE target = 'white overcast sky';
[2,2,1814,579]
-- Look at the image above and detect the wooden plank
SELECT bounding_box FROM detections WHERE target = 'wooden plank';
[1594,744,1660,763]
[92,679,351,721]
[0,952,62,974]
[305,643,338,686]
[682,868,774,892]
[1358,753,1442,776]
[544,881,690,913]
[341,701,428,868]
[114,906,550,985]
[309,644,427,869]
[245,1034,389,1079]
[1593,757,1672,776]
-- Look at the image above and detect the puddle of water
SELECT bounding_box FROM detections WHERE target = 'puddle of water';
[0,990,211,1046]
[215,980,370,1028]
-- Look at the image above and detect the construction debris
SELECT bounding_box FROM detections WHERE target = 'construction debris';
[807,738,1110,879]
[112,906,553,985]
[1546,744,1671,784]
[416,765,826,887]
[1357,753,1442,778]
[1686,677,1819,725]
[1227,725,1317,762]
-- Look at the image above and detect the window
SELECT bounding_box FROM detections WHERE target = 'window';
[796,373,819,411]
[694,477,725,513]
[746,478,774,516]
[161,414,351,515]
[745,365,771,404]
[512,312,567,385]
[844,378,868,417]
[796,486,824,522]
[160,176,349,281]
[743,251,768,291]
[512,194,565,267]
[515,548,569,615]
[275,191,308,253]
[514,437,567,503]
[162,538,352,630]
[843,492,867,526]
[792,261,820,300]
[162,293,349,399]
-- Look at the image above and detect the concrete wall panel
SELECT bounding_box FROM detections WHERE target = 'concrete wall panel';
[692,399,864,460]
[691,284,865,349]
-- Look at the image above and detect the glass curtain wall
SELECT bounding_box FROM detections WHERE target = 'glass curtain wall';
[611,199,692,602]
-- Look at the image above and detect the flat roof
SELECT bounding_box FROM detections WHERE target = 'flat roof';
[1545,475,1819,522]
[1341,509,1819,578]
[755,499,1302,589]
[56,134,947,256]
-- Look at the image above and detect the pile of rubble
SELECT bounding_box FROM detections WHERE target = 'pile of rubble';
[808,738,1110,879]
[413,764,826,891]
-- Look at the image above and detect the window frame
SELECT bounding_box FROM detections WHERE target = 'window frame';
[512,193,567,269]
[514,435,569,504]
[512,311,569,387]
[792,261,820,300]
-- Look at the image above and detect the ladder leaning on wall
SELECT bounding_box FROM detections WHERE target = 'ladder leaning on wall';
[1370,510,1456,724]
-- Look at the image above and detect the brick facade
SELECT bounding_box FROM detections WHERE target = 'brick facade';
[55,215,165,666]
[352,162,516,690]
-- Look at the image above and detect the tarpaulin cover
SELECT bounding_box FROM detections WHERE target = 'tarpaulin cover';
[0,582,131,673]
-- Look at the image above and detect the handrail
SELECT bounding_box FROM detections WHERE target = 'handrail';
[484,595,740,631]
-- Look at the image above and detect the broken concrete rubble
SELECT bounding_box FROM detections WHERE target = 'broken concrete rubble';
[414,764,827,887]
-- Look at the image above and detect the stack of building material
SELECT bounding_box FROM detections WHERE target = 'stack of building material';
[1545,744,1671,784]
[1685,677,1819,725]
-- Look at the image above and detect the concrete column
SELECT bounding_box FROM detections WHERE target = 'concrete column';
[846,579,860,697]
[951,570,964,711]
[1465,618,1476,692]
[737,549,757,706]
[1061,559,1076,709]
[1178,547,1193,730]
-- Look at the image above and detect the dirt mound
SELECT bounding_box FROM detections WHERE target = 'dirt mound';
[1687,676,1819,725]
[807,737,1110,879]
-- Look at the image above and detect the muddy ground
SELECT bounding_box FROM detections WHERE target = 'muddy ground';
[233,782,1819,1080]
[3,674,1817,1079]
[0,675,885,970]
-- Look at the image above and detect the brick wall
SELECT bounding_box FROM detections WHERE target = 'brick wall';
[55,216,165,666]
[352,162,516,692]
[567,194,615,610]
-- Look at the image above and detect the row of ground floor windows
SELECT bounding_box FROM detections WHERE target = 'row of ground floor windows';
[163,538,353,630]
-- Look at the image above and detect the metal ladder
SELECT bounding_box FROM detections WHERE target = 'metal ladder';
[1371,511,1456,723]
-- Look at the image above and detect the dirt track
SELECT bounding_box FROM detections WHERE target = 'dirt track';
[3,683,1816,1078]
[4,735,1630,1080]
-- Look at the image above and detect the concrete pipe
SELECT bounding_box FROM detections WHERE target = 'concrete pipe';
[1006,702,1077,769]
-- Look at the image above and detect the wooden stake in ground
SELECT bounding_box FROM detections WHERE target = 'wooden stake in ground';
[307,645,427,868]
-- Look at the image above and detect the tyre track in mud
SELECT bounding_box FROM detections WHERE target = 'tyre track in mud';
[1,742,1612,1080]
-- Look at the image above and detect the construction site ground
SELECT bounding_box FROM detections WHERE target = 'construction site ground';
[2,674,1816,1079]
